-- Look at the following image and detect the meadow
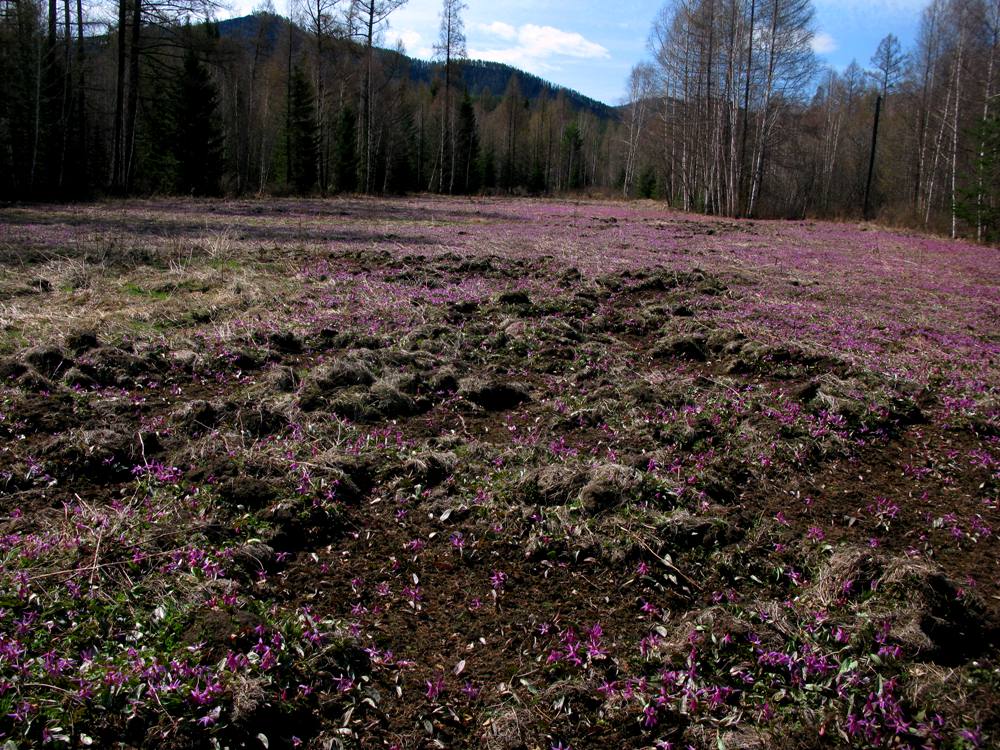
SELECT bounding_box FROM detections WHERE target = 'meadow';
[0,196,996,749]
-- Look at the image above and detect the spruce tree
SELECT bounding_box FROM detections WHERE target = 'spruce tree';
[173,48,223,195]
[333,105,358,193]
[957,115,1000,242]
[637,165,658,199]
[562,122,584,191]
[1,0,45,197]
[288,65,318,193]
[141,80,178,193]
[384,104,418,194]
[477,146,496,191]
[527,159,546,195]
[455,93,479,194]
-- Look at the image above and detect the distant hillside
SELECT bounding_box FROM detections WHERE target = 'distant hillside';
[215,14,615,119]
[400,57,613,118]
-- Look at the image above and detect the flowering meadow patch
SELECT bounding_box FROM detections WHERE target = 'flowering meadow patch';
[0,196,996,748]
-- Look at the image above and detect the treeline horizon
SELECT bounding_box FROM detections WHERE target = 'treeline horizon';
[624,0,1000,241]
[3,0,1000,243]
[0,0,618,202]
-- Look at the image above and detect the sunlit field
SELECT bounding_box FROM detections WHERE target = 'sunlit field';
[0,196,997,749]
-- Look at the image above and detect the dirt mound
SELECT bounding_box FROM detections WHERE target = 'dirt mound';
[299,358,378,410]
[809,548,996,665]
[579,464,643,514]
[458,377,531,411]
[519,464,592,506]
[23,345,71,378]
[40,427,151,481]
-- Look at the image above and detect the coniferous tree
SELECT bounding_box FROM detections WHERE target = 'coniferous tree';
[39,5,66,193]
[288,64,318,193]
[478,145,497,191]
[498,74,523,191]
[7,0,1000,240]
[638,165,657,198]
[527,158,546,194]
[334,105,359,192]
[561,121,583,190]
[173,47,224,195]
[382,85,419,193]
[0,0,42,196]
[455,92,479,193]
[141,75,178,193]
[956,114,1000,241]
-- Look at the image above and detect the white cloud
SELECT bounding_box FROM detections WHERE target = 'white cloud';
[469,23,609,73]
[516,24,610,59]
[812,32,838,55]
[477,21,517,40]
[384,28,433,57]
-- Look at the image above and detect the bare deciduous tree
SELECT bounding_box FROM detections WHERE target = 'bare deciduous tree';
[432,0,465,193]
[623,63,654,197]
[349,0,407,192]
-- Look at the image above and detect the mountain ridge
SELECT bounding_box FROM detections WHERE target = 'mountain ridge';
[214,13,616,119]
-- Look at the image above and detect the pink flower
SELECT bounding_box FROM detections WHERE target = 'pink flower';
[426,674,445,700]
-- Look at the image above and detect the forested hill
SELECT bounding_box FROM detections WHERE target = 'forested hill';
[215,13,614,118]
[405,58,613,118]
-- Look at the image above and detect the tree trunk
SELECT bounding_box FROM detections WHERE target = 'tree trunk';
[975,2,998,241]
[58,0,71,189]
[111,0,127,190]
[123,0,141,192]
[75,0,85,188]
[285,9,292,187]
[30,23,43,189]
[364,1,375,192]
[738,0,755,217]
[864,95,882,220]
[314,0,326,194]
[950,30,964,239]
[925,58,956,227]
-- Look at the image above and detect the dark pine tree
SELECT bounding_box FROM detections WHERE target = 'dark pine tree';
[141,78,178,194]
[562,122,584,190]
[477,145,497,191]
[527,158,545,194]
[333,105,358,193]
[288,64,318,193]
[499,152,517,192]
[1,0,43,197]
[637,164,658,199]
[384,103,418,194]
[173,48,224,195]
[39,32,66,194]
[455,93,479,194]
[956,115,1000,242]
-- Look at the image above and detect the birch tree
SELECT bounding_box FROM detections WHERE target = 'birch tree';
[298,0,341,193]
[623,63,654,197]
[432,0,466,193]
[350,0,407,192]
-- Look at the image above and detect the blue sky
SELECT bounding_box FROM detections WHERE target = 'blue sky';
[226,0,929,104]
